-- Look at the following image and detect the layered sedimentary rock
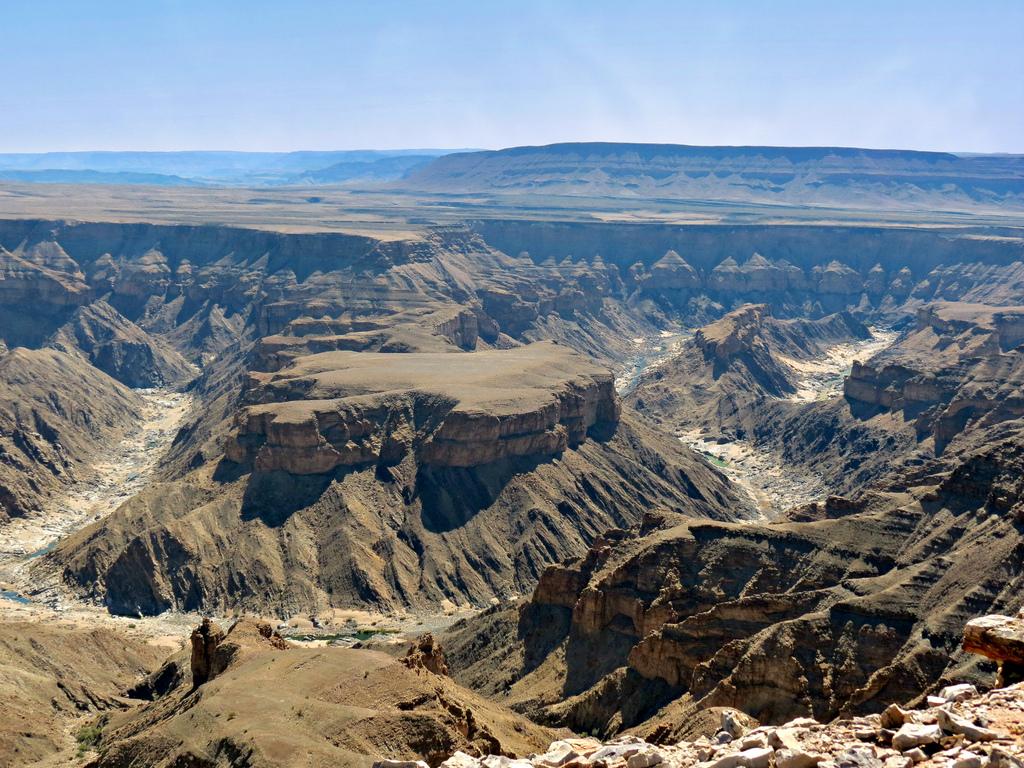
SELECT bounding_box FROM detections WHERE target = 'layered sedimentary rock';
[0,347,142,521]
[53,405,751,615]
[844,302,1024,452]
[227,342,619,473]
[631,304,871,433]
[403,143,1024,212]
[442,434,1024,739]
[48,300,193,387]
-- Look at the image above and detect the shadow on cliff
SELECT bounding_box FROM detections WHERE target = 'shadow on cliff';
[238,469,336,526]
[416,453,556,533]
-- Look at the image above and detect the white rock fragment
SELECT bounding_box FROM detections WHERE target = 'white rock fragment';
[937,708,998,742]
[775,749,822,768]
[740,747,773,768]
[891,723,941,752]
[940,684,979,703]
[444,753,483,768]
[740,733,769,750]
[626,750,664,768]
[374,761,430,768]
[706,752,745,768]
[535,742,583,768]
[903,748,927,763]
[483,757,533,768]
[590,744,642,762]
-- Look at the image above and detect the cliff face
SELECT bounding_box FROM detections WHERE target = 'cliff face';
[844,303,1024,452]
[52,408,753,616]
[443,437,1024,739]
[630,304,871,436]
[227,343,619,473]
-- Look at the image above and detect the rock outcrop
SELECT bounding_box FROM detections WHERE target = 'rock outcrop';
[419,676,1024,768]
[964,614,1024,686]
[227,342,620,474]
[0,347,142,522]
[442,435,1024,739]
[48,300,194,387]
[90,618,557,768]
[631,304,871,435]
[844,302,1024,452]
[403,633,451,676]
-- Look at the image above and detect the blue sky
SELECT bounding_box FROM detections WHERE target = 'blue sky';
[2,0,1022,153]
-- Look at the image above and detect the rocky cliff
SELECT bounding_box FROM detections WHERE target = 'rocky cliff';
[630,304,871,434]
[0,347,142,522]
[227,343,619,473]
[844,303,1024,452]
[442,433,1024,739]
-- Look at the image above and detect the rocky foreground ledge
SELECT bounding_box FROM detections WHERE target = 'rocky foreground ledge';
[383,682,1024,768]
[377,615,1024,768]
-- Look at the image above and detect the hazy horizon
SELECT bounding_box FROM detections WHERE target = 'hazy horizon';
[3,0,1023,155]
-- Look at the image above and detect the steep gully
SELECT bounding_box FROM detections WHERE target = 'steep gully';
[616,328,899,518]
[0,389,198,633]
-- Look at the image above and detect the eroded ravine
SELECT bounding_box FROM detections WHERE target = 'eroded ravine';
[619,327,899,519]
[0,389,194,619]
[614,330,692,395]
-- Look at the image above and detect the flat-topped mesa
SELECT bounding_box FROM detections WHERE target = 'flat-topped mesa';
[226,341,621,473]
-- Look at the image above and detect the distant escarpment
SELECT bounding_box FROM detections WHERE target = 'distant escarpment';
[406,143,1024,212]
[473,220,1024,321]
[442,433,1024,740]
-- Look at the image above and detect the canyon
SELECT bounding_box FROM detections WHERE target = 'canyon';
[1,143,1024,767]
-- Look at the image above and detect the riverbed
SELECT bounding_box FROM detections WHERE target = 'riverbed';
[614,329,691,395]
[617,326,898,520]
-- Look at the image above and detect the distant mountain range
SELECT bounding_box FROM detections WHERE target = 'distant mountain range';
[0,149,463,186]
[399,142,1024,212]
[2,143,1023,213]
